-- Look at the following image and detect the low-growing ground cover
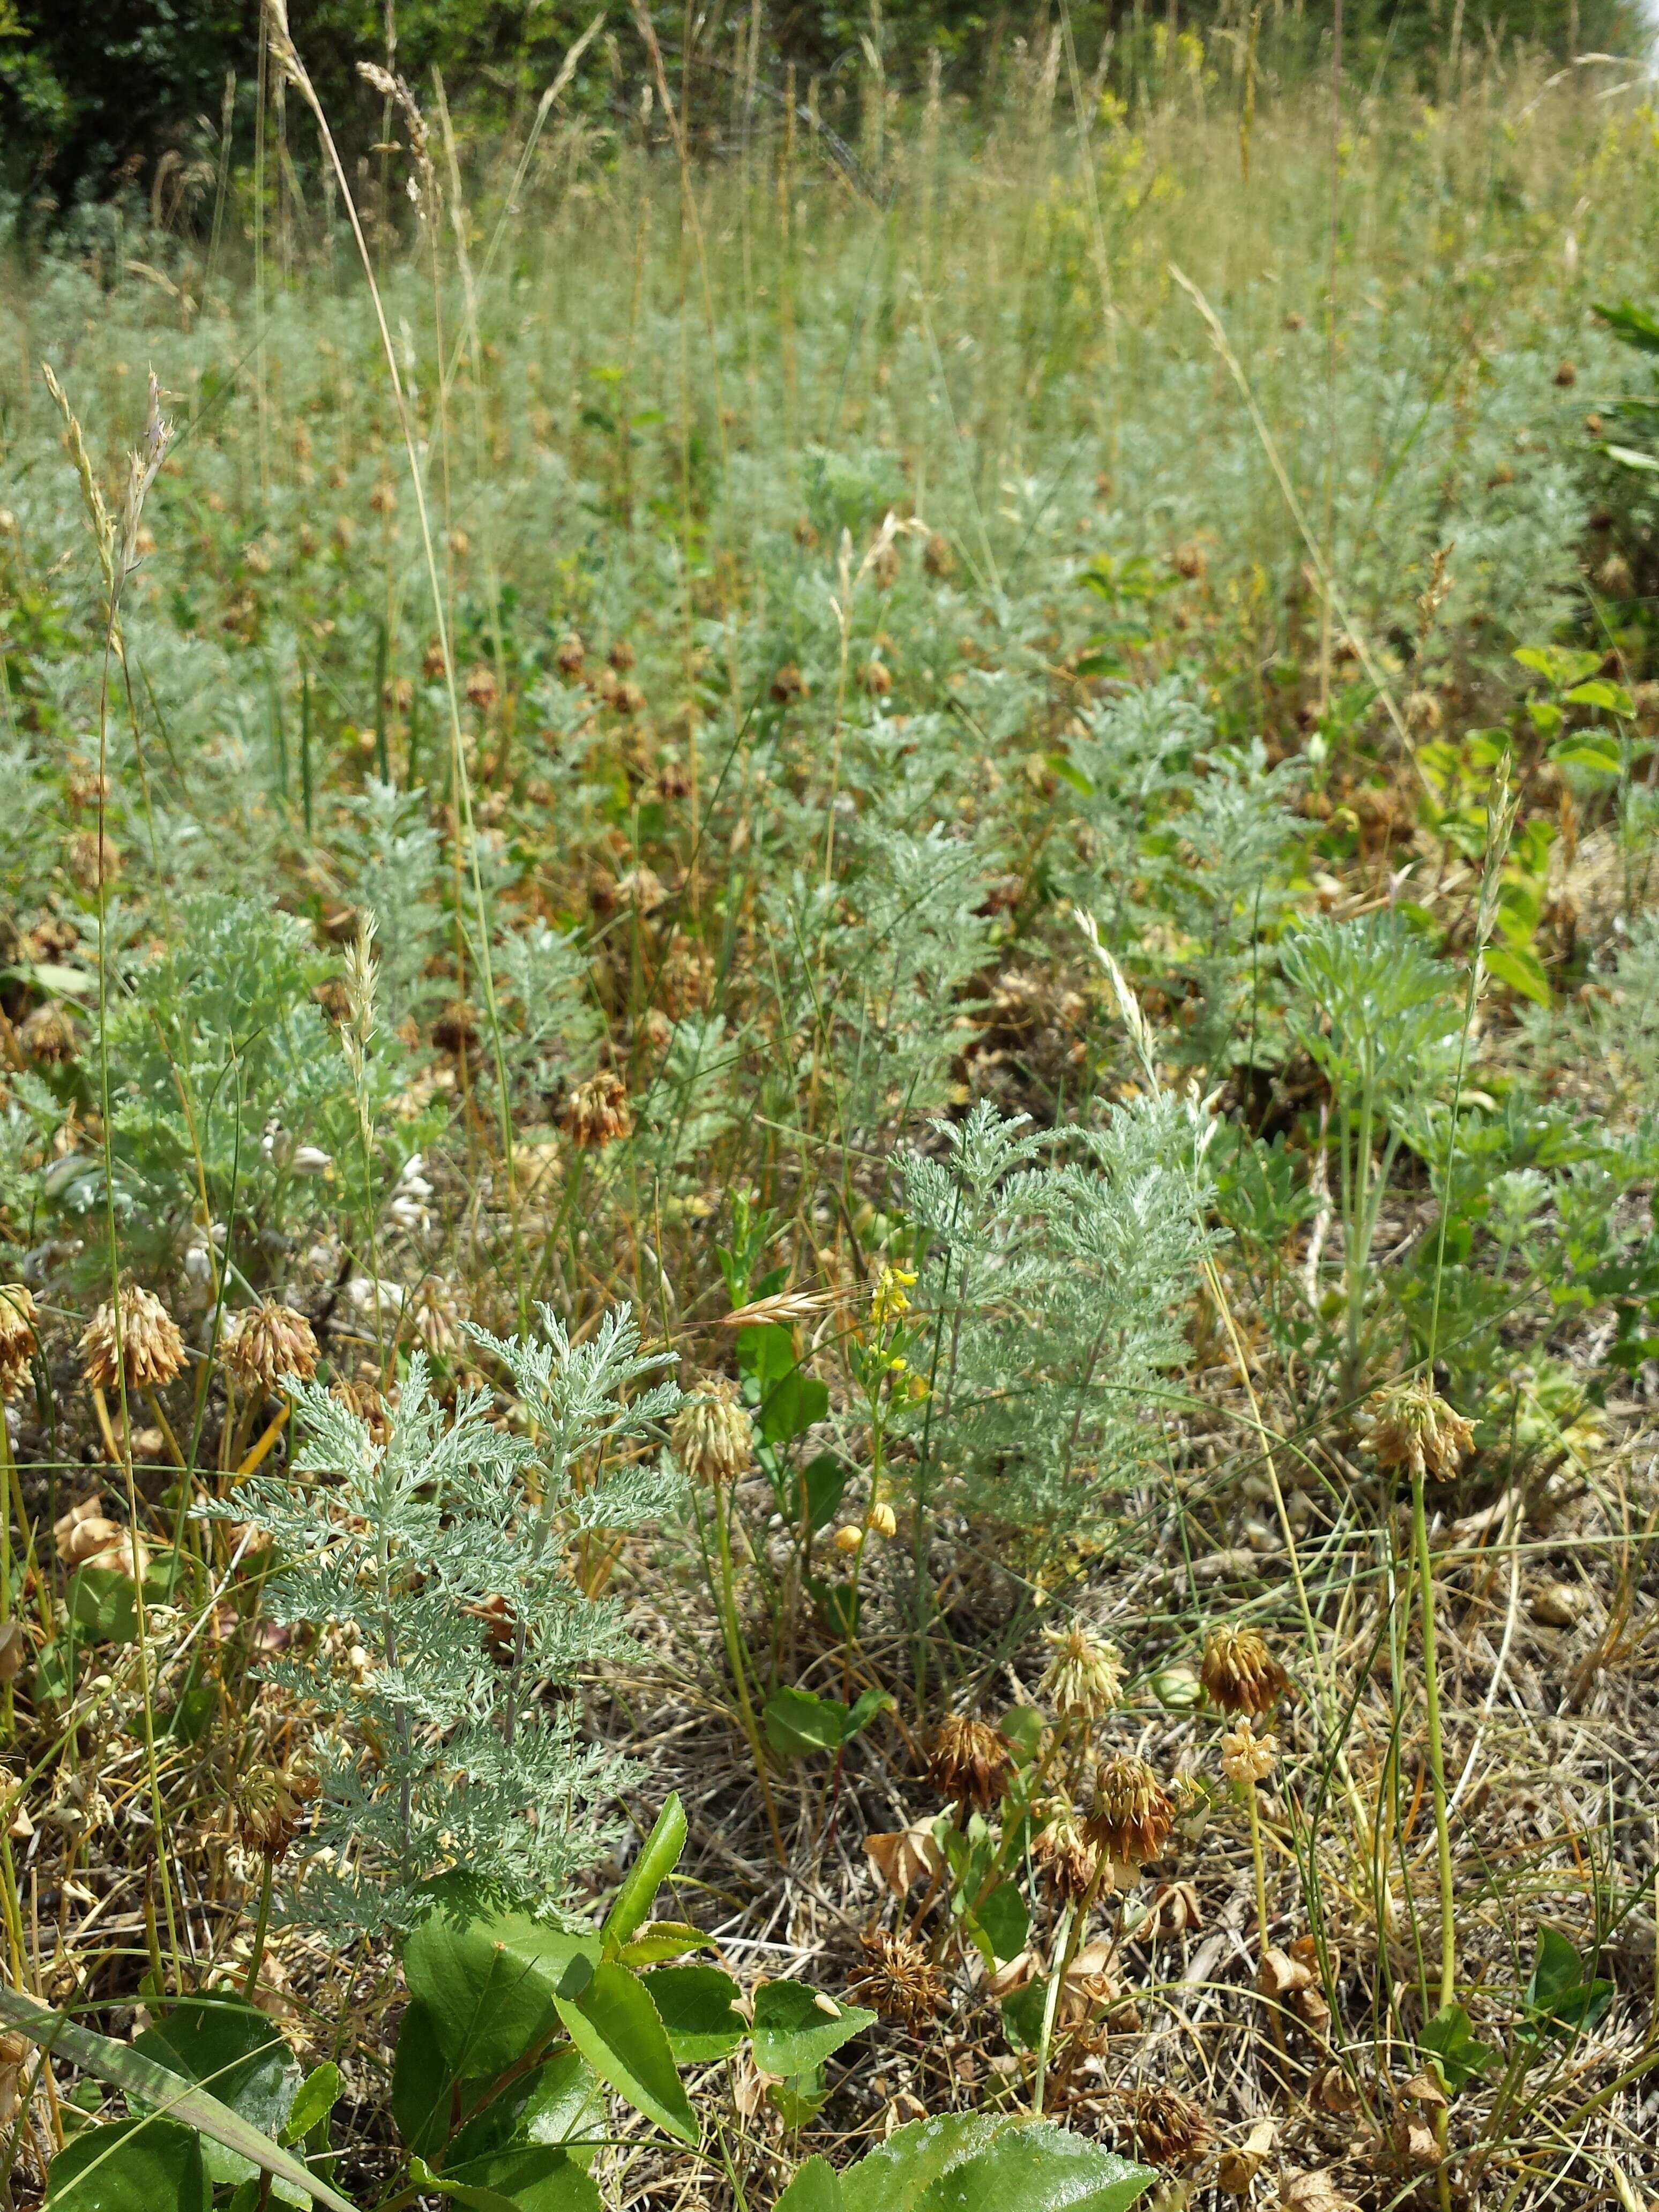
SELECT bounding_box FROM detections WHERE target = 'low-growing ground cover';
[0,23,1656,2210]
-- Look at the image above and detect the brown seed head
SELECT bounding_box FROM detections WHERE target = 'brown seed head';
[655,757,692,802]
[556,633,586,677]
[432,1001,481,1057]
[1200,1624,1287,1716]
[607,639,636,674]
[670,1376,752,1487]
[0,1286,38,1402]
[770,662,808,705]
[1034,1808,1101,1904]
[1171,539,1208,581]
[80,1284,185,1394]
[928,1713,1012,1811]
[221,1302,319,1393]
[1084,1753,1176,1870]
[922,531,955,579]
[67,830,121,892]
[235,1761,315,1862]
[368,480,398,515]
[860,659,893,697]
[1125,2085,1212,2168]
[331,1376,392,1446]
[562,1070,632,1150]
[1405,688,1442,734]
[464,665,499,712]
[1365,1377,1475,1484]
[870,541,900,590]
[848,1927,946,2034]
[1041,1623,1125,1721]
[422,639,447,680]
[19,1004,79,1063]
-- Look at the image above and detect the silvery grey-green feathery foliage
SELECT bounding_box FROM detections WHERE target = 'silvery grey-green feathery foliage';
[211,1306,683,1938]
[895,1095,1216,1550]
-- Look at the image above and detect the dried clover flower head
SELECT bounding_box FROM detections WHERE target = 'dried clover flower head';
[18,1004,78,1064]
[331,1376,392,1447]
[670,1376,752,1487]
[1041,1624,1125,1721]
[68,829,121,891]
[464,664,498,711]
[80,1285,185,1394]
[1084,1753,1176,1870]
[562,1070,631,1150]
[1125,2085,1212,2167]
[1200,1624,1287,1716]
[235,1762,315,1862]
[0,1286,37,1400]
[556,632,585,676]
[1365,1377,1475,1483]
[928,1713,1012,1811]
[869,1262,916,1328]
[1035,1807,1100,1904]
[221,1302,319,1392]
[848,1928,946,2033]
[1221,1716,1277,1787]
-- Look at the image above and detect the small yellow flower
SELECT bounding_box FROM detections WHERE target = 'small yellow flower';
[870,1263,917,1328]
[833,1523,864,1555]
[868,1501,897,1539]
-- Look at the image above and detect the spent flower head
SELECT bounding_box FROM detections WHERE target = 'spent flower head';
[1365,1377,1475,1483]
[80,1285,185,1395]
[0,1286,38,1401]
[1041,1623,1125,1721]
[1200,1623,1287,1716]
[1084,1753,1176,1870]
[670,1376,752,1487]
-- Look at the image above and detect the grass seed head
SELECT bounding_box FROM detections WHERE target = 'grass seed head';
[221,1301,320,1392]
[1365,1377,1475,1483]
[80,1284,185,1394]
[670,1375,752,1486]
[849,1927,946,2032]
[1200,1623,1287,1716]
[928,1713,1011,1810]
[1085,1753,1176,1870]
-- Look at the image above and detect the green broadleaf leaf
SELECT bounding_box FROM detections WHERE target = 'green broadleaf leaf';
[602,1796,687,1954]
[765,1687,850,1759]
[642,1966,746,2064]
[555,1961,697,2146]
[974,1881,1030,1966]
[1563,678,1634,716]
[0,1984,353,2212]
[47,2117,208,2210]
[775,2154,848,2211]
[1550,736,1623,775]
[750,1982,875,2078]
[799,1454,848,1534]
[282,2064,341,2147]
[133,1996,300,2188]
[838,2114,1156,2212]
[1482,943,1551,1007]
[404,1890,597,2082]
[1419,2006,1499,2097]
[616,1922,712,1968]
[440,2147,603,2211]
[391,1998,454,2159]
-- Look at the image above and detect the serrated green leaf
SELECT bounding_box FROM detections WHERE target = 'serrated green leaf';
[404,1892,597,2082]
[602,1796,687,1954]
[555,1961,697,2146]
[751,1982,875,2077]
[642,1966,746,2063]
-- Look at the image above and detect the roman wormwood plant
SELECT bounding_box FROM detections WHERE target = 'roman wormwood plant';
[207,1309,684,1938]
